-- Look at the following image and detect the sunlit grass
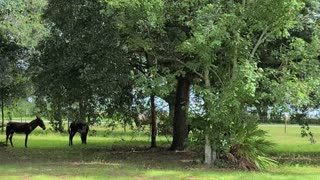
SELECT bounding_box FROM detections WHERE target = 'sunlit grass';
[260,125,320,155]
[0,124,171,148]
[1,124,320,179]
[2,163,320,180]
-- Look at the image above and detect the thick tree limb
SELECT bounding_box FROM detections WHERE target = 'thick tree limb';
[250,26,269,62]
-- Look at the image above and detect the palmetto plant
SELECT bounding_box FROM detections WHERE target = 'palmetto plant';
[229,115,277,170]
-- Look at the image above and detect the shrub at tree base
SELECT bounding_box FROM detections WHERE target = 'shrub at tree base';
[190,113,277,170]
[228,116,277,170]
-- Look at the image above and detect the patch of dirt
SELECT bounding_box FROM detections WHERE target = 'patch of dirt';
[274,156,320,165]
[0,141,8,148]
[82,146,202,168]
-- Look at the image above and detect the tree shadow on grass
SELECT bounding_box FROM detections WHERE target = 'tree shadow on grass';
[0,143,202,170]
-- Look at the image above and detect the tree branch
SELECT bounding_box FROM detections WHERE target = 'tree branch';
[210,64,225,87]
[174,58,204,79]
[250,26,269,62]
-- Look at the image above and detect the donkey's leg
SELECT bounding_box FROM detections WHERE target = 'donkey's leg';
[9,133,14,147]
[80,133,85,144]
[84,132,88,144]
[25,134,29,148]
[81,133,88,144]
[84,126,89,144]
[6,132,9,145]
[69,132,76,146]
[69,133,72,146]
[83,133,87,144]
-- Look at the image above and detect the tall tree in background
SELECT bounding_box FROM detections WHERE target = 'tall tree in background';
[0,38,28,133]
[0,0,48,133]
[254,0,320,123]
[31,0,131,131]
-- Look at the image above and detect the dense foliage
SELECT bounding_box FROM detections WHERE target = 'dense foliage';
[30,0,132,131]
[0,0,319,170]
[0,0,48,132]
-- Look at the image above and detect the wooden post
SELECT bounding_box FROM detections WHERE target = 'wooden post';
[283,112,290,134]
[284,117,287,134]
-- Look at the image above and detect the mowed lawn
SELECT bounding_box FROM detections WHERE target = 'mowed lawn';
[0,124,320,179]
[261,125,320,155]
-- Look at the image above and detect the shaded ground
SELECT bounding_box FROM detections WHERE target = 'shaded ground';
[0,143,201,168]
[2,144,320,180]
[0,143,210,179]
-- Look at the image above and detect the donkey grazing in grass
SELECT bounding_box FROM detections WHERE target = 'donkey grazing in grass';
[68,122,89,146]
[6,116,46,148]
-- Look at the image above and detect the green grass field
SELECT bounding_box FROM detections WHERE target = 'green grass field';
[1,124,320,179]
[261,125,320,156]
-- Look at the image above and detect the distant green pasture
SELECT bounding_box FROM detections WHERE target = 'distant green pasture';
[260,125,320,155]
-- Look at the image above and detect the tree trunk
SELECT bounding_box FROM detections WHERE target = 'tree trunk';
[79,100,86,122]
[170,74,192,150]
[58,100,63,132]
[168,100,175,126]
[204,134,212,164]
[203,69,216,164]
[52,98,63,132]
[1,94,4,134]
[256,104,269,122]
[150,94,157,148]
[163,91,175,124]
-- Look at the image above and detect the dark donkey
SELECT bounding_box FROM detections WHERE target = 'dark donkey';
[68,122,89,146]
[6,116,46,148]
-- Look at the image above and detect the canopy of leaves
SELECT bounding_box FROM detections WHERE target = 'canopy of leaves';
[0,0,47,107]
[0,0,48,49]
[31,0,132,117]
